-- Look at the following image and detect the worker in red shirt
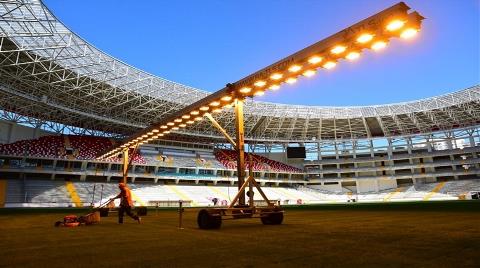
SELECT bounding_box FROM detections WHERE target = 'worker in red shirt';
[113,183,141,224]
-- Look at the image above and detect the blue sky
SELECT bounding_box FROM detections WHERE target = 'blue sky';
[44,0,479,106]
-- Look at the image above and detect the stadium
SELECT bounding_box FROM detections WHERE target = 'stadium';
[0,0,479,267]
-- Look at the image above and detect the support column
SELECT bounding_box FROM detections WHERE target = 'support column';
[235,99,246,205]
[122,148,129,184]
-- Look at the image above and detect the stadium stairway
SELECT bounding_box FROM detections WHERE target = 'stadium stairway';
[5,179,23,203]
[423,182,447,201]
[26,180,72,206]
[0,180,6,207]
[164,185,197,206]
[383,187,405,202]
[65,181,82,207]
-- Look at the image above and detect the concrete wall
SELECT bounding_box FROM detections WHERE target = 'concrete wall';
[378,179,397,191]
[0,120,54,144]
[257,152,303,169]
[310,183,342,192]
[357,179,377,193]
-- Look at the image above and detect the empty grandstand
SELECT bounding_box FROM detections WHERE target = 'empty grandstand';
[0,0,479,209]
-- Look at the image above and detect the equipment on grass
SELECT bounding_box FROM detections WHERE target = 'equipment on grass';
[54,198,111,227]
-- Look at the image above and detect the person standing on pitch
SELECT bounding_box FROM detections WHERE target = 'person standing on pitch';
[113,183,141,224]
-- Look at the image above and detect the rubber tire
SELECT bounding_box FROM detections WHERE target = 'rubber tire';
[197,209,222,229]
[261,210,284,225]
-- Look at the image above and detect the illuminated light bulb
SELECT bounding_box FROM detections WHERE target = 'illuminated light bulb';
[171,127,179,130]
[386,20,405,31]
[221,96,232,101]
[239,87,252,94]
[331,45,346,54]
[151,135,159,139]
[308,56,323,64]
[194,116,202,121]
[160,125,168,129]
[303,70,316,77]
[167,122,174,126]
[163,131,170,134]
[323,61,336,69]
[152,129,159,133]
[200,106,209,111]
[133,138,139,142]
[357,33,373,43]
[146,138,154,142]
[346,52,360,61]
[190,110,199,115]
[212,108,222,113]
[254,90,265,96]
[210,101,220,106]
[286,77,297,84]
[120,144,126,148]
[141,134,148,138]
[224,103,233,108]
[270,73,283,80]
[254,80,266,87]
[158,133,164,137]
[147,132,153,135]
[182,115,190,119]
[400,28,418,39]
[174,118,182,123]
[186,120,194,124]
[288,65,302,73]
[269,84,280,90]
[371,41,387,51]
[179,124,187,128]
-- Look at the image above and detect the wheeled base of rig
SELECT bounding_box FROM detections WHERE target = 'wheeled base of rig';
[197,205,284,229]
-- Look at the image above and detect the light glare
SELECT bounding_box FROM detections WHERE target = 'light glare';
[254,90,265,96]
[386,20,405,31]
[308,56,323,64]
[221,96,232,101]
[269,84,280,90]
[254,80,266,87]
[371,41,387,51]
[286,77,297,84]
[303,70,316,77]
[331,45,346,54]
[346,52,360,60]
[400,28,418,39]
[288,65,302,72]
[357,33,373,43]
[270,73,283,80]
[239,87,252,93]
[323,61,336,69]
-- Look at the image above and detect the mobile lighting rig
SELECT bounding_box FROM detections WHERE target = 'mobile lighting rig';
[97,2,424,229]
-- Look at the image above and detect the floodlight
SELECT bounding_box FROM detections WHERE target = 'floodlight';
[346,52,360,60]
[357,33,373,43]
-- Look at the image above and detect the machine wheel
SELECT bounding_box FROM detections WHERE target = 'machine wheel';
[197,209,222,229]
[260,209,284,225]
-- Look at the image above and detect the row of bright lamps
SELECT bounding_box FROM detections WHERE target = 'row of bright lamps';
[99,18,420,160]
[235,19,418,98]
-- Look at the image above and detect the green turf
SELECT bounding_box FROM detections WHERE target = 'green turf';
[0,201,479,267]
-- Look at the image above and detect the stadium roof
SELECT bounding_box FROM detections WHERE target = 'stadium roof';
[0,0,479,142]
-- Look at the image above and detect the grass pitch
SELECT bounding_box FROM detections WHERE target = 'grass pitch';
[0,201,479,268]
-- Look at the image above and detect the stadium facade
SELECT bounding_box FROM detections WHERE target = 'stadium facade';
[0,0,479,206]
